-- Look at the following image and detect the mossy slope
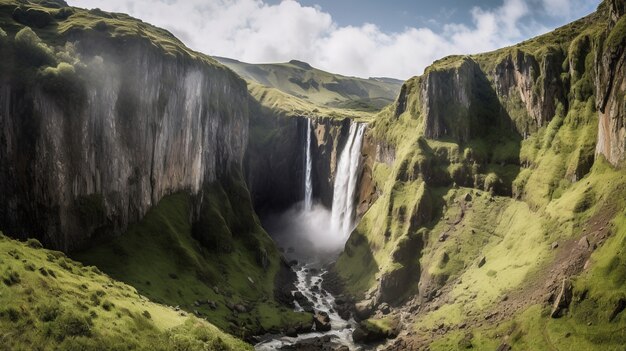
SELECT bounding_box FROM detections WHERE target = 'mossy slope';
[215,57,403,114]
[73,174,311,339]
[0,233,251,351]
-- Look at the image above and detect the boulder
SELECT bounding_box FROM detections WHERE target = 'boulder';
[285,327,298,337]
[578,236,590,250]
[336,305,351,320]
[313,311,331,332]
[550,279,573,318]
[352,318,398,344]
[378,302,391,315]
[355,300,374,320]
[477,256,487,268]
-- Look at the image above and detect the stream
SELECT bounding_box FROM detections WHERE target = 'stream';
[255,263,360,350]
[255,120,368,350]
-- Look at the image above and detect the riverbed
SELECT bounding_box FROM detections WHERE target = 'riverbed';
[255,263,361,350]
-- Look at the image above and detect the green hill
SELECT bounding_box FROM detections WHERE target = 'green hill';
[214,57,403,113]
[0,233,252,351]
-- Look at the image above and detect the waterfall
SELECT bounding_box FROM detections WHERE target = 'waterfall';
[331,122,366,238]
[304,119,313,211]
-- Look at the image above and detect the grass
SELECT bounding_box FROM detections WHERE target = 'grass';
[215,57,402,113]
[0,232,252,351]
[73,185,310,338]
[249,81,372,121]
[0,0,226,68]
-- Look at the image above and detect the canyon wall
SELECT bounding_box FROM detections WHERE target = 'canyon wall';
[0,14,248,251]
[336,1,626,310]
[245,109,356,214]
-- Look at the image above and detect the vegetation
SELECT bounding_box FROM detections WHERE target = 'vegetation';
[73,175,311,338]
[335,2,626,349]
[215,57,402,114]
[249,81,370,121]
[0,232,252,351]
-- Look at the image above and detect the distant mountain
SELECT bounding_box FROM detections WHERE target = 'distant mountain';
[214,57,403,113]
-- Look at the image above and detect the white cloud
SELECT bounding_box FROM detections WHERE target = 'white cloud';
[69,0,599,79]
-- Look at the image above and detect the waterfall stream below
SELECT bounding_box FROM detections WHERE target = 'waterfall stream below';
[254,262,360,350]
[255,120,368,350]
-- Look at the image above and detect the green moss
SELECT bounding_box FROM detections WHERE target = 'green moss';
[0,234,251,350]
[73,176,309,336]
[607,16,626,52]
[14,26,54,66]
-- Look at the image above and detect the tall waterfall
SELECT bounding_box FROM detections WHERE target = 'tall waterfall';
[331,122,366,238]
[304,119,313,211]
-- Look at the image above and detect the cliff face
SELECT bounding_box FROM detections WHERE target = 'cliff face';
[0,21,248,251]
[494,48,567,133]
[310,117,353,208]
[245,111,353,213]
[336,2,626,337]
[596,1,626,165]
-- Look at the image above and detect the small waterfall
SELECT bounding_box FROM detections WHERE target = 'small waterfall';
[331,122,366,238]
[304,119,313,211]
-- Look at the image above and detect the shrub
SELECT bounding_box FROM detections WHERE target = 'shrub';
[14,27,55,67]
[24,262,36,271]
[54,7,75,20]
[26,238,43,249]
[39,267,49,277]
[142,310,152,319]
[39,62,86,108]
[574,189,595,213]
[484,173,501,193]
[168,333,203,351]
[53,312,92,340]
[607,17,626,53]
[89,292,101,307]
[37,302,62,322]
[3,307,21,322]
[101,300,114,311]
[2,268,20,286]
[93,20,108,32]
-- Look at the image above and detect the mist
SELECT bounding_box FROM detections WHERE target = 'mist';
[263,202,348,263]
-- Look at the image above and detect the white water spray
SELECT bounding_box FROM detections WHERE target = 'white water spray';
[304,119,313,211]
[330,122,366,238]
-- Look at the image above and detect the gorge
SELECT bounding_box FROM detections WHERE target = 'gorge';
[1,0,626,351]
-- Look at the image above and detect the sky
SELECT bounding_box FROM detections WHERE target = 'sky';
[70,0,601,79]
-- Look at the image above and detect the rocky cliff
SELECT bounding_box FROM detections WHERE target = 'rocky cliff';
[245,106,356,213]
[0,2,247,251]
[596,0,626,165]
[336,2,626,349]
[0,1,313,341]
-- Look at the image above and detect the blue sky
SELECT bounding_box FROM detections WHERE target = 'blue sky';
[72,0,602,79]
[272,0,599,32]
